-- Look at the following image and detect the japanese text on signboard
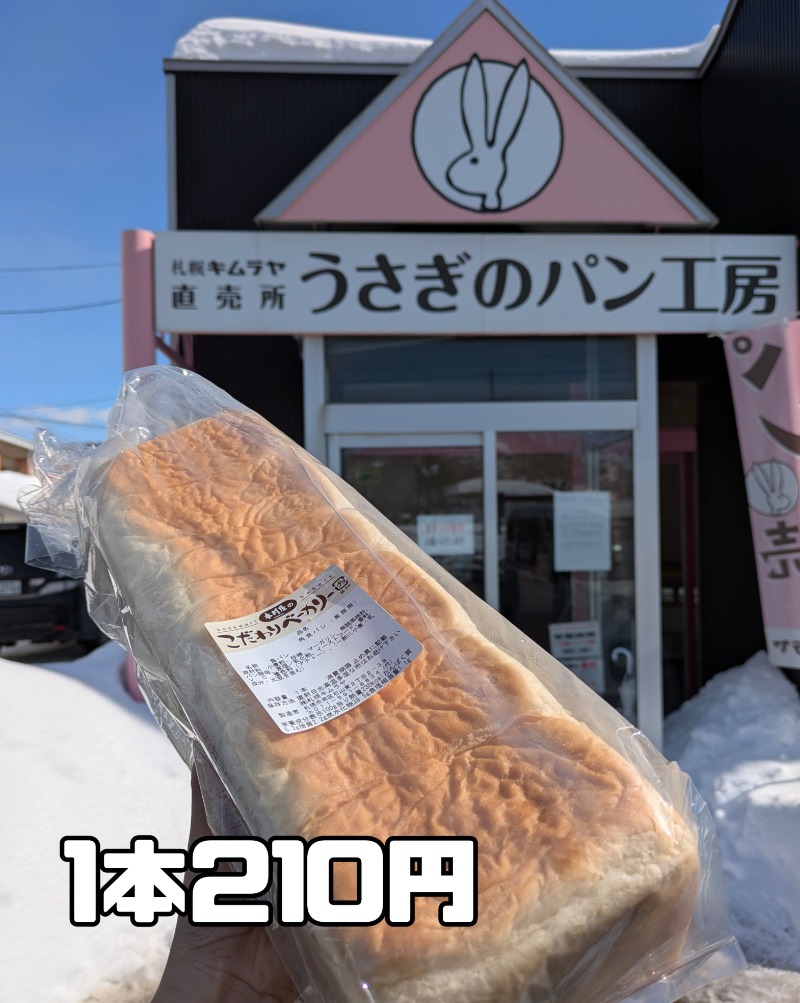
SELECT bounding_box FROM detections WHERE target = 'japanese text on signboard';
[155,233,796,335]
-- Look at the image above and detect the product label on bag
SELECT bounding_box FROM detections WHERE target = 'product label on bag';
[205,566,422,734]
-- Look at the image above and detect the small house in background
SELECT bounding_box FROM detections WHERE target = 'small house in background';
[0,429,32,474]
[0,430,35,523]
[122,0,800,745]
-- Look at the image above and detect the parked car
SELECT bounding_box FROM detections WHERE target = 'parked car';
[0,522,103,649]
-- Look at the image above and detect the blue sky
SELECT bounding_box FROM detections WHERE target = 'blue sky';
[0,0,728,444]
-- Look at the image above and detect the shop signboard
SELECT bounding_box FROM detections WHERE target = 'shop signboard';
[154,231,795,336]
[724,320,800,669]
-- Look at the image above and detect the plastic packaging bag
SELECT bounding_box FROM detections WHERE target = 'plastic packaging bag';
[23,366,746,1003]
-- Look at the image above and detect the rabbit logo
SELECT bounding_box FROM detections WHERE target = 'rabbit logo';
[412,55,562,212]
[745,459,800,516]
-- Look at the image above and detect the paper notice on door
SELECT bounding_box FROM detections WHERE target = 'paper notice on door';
[416,513,475,555]
[553,491,611,572]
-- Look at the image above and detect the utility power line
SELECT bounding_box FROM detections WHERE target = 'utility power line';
[0,262,120,273]
[10,396,115,411]
[0,298,121,315]
[0,261,122,312]
[0,410,107,430]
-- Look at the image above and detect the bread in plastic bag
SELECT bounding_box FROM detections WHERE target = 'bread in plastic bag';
[22,366,746,1003]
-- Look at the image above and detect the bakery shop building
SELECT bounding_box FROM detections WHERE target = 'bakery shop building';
[123,0,800,746]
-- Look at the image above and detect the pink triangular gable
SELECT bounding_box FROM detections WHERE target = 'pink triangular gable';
[259,4,714,228]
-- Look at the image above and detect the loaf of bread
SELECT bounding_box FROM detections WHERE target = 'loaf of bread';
[91,405,700,1003]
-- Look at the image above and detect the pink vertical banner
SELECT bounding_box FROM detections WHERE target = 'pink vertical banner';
[724,321,800,668]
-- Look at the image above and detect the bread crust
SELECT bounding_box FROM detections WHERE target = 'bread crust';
[98,411,699,1003]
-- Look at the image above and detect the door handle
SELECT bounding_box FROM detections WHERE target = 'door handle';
[611,646,636,721]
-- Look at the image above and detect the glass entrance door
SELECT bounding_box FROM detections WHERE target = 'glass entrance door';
[319,335,660,743]
[334,428,638,721]
[497,430,636,718]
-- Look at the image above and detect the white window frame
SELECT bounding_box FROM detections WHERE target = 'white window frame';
[301,334,662,746]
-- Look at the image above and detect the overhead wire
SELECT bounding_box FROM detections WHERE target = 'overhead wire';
[0,262,119,273]
[0,410,108,430]
[0,260,121,313]
[0,299,121,315]
[0,397,115,433]
[0,262,121,430]
[9,395,115,411]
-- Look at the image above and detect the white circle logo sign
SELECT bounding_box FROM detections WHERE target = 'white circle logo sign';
[745,459,800,517]
[412,55,563,213]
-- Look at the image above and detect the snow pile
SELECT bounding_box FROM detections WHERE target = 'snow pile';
[0,644,189,1003]
[664,652,800,970]
[172,18,718,71]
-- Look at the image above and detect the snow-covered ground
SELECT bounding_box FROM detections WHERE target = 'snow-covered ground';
[0,644,188,1003]
[1,643,799,1002]
[664,653,800,974]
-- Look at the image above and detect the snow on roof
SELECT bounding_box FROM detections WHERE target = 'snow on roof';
[556,28,718,69]
[172,19,431,65]
[171,18,719,71]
